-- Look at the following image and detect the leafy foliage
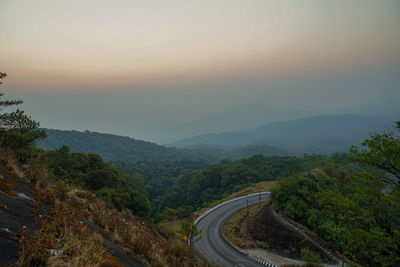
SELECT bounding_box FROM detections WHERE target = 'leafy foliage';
[350,122,400,185]
[272,121,400,266]
[177,222,201,245]
[153,154,349,221]
[110,159,209,214]
[45,146,151,217]
[301,248,322,264]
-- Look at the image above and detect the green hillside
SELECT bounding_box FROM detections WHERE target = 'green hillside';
[38,128,289,163]
[38,129,181,162]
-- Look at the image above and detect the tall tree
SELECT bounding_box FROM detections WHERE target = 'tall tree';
[0,72,23,110]
[0,72,47,153]
[350,121,400,185]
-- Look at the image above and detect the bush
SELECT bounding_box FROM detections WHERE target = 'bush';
[301,248,321,264]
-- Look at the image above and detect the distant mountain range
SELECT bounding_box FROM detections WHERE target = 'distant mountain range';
[38,114,397,161]
[37,129,288,163]
[170,114,396,154]
[152,102,315,143]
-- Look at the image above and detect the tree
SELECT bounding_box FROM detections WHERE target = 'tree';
[271,122,400,266]
[0,72,23,110]
[0,72,47,154]
[0,109,47,150]
[349,121,400,186]
[177,222,201,247]
[176,205,194,219]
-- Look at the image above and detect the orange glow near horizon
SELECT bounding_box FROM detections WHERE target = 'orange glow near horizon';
[1,0,400,92]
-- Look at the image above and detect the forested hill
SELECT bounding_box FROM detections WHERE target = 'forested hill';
[37,129,289,163]
[38,129,182,162]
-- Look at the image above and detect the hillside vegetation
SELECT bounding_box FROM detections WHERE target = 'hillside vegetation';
[1,152,206,266]
[272,121,400,266]
[38,128,288,163]
[152,153,354,222]
[38,129,182,162]
[45,145,151,217]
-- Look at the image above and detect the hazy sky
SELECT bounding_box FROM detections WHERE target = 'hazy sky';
[1,0,400,142]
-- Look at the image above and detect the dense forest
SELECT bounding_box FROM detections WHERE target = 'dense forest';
[38,129,184,162]
[272,121,400,266]
[45,146,151,217]
[110,159,209,202]
[150,153,354,221]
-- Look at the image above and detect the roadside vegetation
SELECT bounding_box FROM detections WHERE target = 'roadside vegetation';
[45,145,151,218]
[272,121,400,266]
[152,153,355,222]
[222,203,262,248]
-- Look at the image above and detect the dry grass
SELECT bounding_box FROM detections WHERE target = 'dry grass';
[70,187,211,266]
[221,204,263,248]
[0,148,24,180]
[0,154,112,267]
[0,172,16,195]
[102,251,127,267]
[62,181,210,265]
[23,155,50,190]
[17,202,105,267]
[1,151,211,267]
[157,218,191,240]
[227,181,279,200]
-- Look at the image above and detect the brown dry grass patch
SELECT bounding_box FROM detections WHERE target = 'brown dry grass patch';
[17,201,105,267]
[227,181,279,200]
[0,174,16,195]
[221,204,262,248]
[102,251,127,267]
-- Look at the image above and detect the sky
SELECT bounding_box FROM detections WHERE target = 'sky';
[1,0,400,143]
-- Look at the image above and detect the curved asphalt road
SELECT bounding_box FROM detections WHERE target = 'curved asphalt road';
[193,192,270,267]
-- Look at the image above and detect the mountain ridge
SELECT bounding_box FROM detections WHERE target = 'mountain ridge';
[170,114,395,154]
[37,128,289,163]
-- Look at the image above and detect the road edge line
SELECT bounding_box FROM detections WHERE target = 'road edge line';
[193,192,277,266]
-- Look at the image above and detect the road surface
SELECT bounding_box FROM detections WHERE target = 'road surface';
[193,192,271,267]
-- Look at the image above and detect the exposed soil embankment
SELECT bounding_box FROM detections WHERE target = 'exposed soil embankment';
[251,203,332,262]
[223,202,335,264]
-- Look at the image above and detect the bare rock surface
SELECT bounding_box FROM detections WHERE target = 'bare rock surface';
[0,167,50,265]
